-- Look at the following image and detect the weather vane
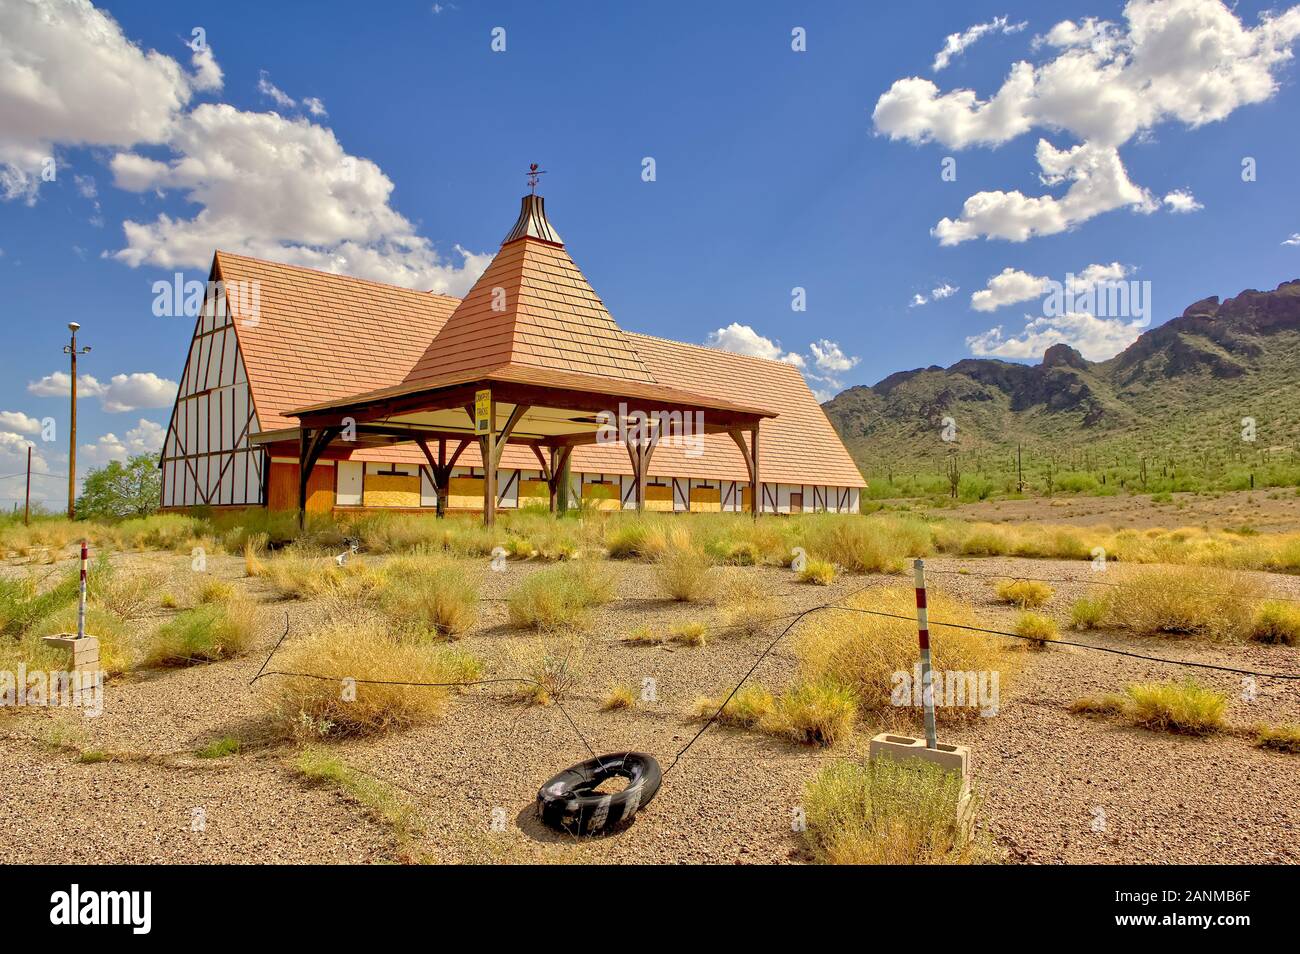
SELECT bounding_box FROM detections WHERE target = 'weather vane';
[526,162,546,194]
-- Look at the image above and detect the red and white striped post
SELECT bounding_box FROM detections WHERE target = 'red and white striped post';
[76,539,88,640]
[913,558,938,750]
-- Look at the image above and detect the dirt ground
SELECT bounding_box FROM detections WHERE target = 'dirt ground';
[3,532,1299,866]
[905,487,1300,533]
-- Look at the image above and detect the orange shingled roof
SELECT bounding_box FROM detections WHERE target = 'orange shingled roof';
[210,201,864,489]
[403,196,655,386]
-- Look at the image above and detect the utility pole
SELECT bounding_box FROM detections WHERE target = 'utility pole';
[62,322,91,520]
[24,445,32,526]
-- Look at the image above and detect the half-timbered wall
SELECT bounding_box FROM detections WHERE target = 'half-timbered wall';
[160,288,264,508]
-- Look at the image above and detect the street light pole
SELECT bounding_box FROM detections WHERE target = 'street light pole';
[62,322,90,520]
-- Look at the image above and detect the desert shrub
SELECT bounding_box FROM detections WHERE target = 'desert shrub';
[1106,566,1264,642]
[720,540,760,566]
[767,681,857,746]
[198,579,236,604]
[262,623,477,736]
[376,556,480,639]
[653,544,714,602]
[259,547,381,603]
[600,684,636,711]
[801,516,930,574]
[799,559,836,585]
[1013,611,1058,649]
[505,636,585,706]
[669,619,708,646]
[795,587,1017,722]
[0,568,80,636]
[506,562,614,631]
[803,758,982,864]
[1120,680,1228,735]
[1069,596,1109,629]
[690,684,776,728]
[91,566,166,619]
[1248,601,1300,646]
[243,533,269,577]
[1255,724,1300,754]
[993,579,1053,608]
[142,599,257,667]
[605,521,650,560]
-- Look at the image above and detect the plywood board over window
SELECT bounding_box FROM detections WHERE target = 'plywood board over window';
[689,484,721,512]
[447,476,484,510]
[268,461,333,512]
[364,472,420,508]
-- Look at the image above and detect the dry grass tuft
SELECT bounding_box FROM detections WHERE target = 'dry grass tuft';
[798,559,836,585]
[767,681,857,746]
[375,555,480,639]
[600,684,637,711]
[506,562,614,631]
[690,684,775,728]
[1122,680,1228,735]
[1248,600,1300,646]
[669,619,709,646]
[261,622,479,736]
[142,599,257,667]
[1013,611,1058,649]
[803,757,983,864]
[653,540,714,602]
[1106,566,1264,642]
[91,567,166,619]
[198,579,236,604]
[690,680,856,747]
[795,586,1017,722]
[994,579,1053,608]
[1254,723,1300,754]
[799,516,929,574]
[1072,680,1228,735]
[1069,596,1109,629]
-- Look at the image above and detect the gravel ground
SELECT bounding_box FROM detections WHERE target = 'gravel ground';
[2,548,1298,864]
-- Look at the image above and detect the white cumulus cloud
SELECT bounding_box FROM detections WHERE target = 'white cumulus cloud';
[875,0,1300,243]
[26,370,176,412]
[80,418,165,466]
[109,103,490,294]
[0,0,218,203]
[933,16,1028,72]
[1162,189,1203,212]
[967,311,1147,361]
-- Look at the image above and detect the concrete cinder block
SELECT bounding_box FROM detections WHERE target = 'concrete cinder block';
[41,635,101,674]
[868,733,970,778]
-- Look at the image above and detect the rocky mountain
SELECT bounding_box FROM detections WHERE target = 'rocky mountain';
[823,280,1300,476]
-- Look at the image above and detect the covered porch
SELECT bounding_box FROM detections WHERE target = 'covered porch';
[285,365,775,527]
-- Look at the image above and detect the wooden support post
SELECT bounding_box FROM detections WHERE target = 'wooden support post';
[469,402,530,528]
[297,429,310,531]
[727,425,761,519]
[298,426,339,531]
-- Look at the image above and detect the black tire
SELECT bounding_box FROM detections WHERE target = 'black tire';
[536,752,662,836]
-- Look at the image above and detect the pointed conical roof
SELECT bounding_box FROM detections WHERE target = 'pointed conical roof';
[402,194,656,386]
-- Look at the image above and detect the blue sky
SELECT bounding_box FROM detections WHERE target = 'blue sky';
[2,0,1299,507]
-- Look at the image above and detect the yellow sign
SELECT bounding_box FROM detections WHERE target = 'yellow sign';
[474,389,491,435]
